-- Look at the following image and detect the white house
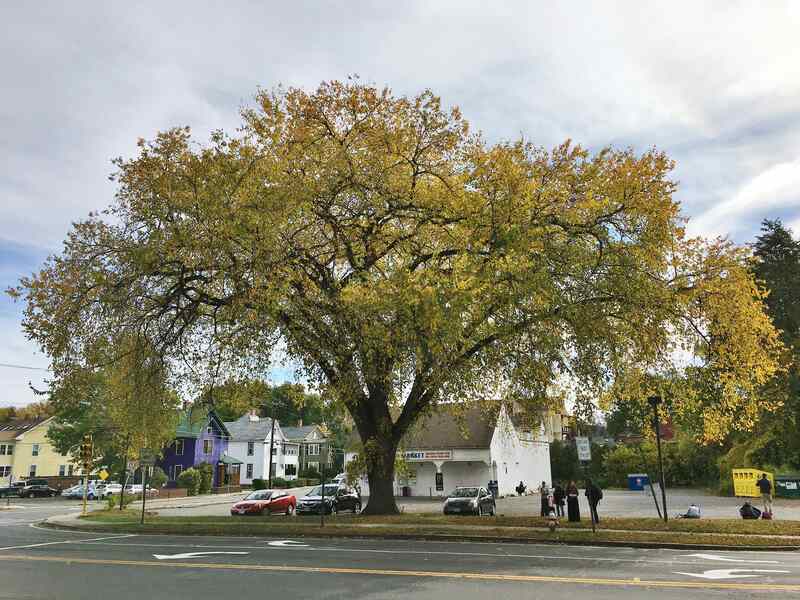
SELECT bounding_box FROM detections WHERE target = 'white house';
[345,405,551,498]
[225,413,300,484]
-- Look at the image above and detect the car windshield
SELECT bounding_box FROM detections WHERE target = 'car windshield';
[308,485,339,496]
[451,487,479,498]
[244,490,272,501]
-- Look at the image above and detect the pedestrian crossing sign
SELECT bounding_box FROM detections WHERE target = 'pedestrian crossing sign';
[98,469,109,480]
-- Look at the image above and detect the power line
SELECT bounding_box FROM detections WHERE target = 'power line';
[0,362,50,372]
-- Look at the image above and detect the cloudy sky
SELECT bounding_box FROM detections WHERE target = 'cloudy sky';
[2,1,799,406]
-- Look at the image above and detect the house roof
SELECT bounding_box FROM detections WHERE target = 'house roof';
[0,418,50,441]
[281,425,323,441]
[402,407,496,450]
[175,407,229,438]
[224,414,278,442]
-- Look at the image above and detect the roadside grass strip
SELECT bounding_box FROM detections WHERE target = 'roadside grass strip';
[68,511,800,548]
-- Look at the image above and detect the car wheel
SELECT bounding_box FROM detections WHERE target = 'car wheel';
[49,491,55,497]
[286,504,295,516]
[330,504,337,516]
[353,502,361,514]
[27,492,35,499]
[477,504,484,516]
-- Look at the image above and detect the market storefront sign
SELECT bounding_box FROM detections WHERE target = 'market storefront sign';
[403,450,452,461]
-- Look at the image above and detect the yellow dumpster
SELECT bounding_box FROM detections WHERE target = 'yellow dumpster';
[732,469,774,497]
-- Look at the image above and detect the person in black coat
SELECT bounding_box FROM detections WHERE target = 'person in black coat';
[585,479,602,524]
[553,482,565,517]
[566,480,580,522]
[540,481,550,517]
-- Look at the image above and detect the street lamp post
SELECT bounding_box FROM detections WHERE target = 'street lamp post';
[648,395,668,523]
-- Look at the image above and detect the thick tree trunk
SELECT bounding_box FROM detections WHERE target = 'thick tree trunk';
[362,437,400,515]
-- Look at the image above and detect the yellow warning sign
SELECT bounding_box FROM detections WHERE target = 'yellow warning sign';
[98,469,109,480]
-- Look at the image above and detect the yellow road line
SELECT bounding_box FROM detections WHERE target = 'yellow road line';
[0,554,797,591]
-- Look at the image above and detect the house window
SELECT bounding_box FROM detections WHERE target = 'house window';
[284,464,296,476]
[0,466,10,478]
[0,444,5,455]
[32,444,40,457]
[307,461,319,472]
[206,426,213,435]
[247,442,255,456]
[6,444,11,455]
[68,465,74,476]
[307,444,320,456]
[246,463,253,479]
[59,465,66,476]
[175,439,184,456]
[203,439,213,454]
[271,446,277,455]
[29,465,37,477]
[173,465,183,481]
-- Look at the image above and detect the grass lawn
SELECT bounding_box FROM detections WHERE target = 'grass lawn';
[76,510,800,548]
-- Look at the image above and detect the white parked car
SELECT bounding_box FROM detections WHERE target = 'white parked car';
[124,484,158,497]
[95,483,122,498]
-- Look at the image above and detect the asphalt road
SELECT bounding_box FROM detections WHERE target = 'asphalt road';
[1,500,799,599]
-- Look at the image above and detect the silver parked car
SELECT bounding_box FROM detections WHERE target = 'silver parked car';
[442,486,496,516]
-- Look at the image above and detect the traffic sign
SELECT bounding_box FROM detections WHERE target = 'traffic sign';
[98,469,109,481]
[139,448,156,466]
[576,436,591,461]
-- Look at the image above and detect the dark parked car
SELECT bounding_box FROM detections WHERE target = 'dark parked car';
[442,486,496,516]
[0,482,25,498]
[19,479,60,498]
[296,484,361,515]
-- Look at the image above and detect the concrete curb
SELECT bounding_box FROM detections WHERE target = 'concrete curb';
[38,517,800,552]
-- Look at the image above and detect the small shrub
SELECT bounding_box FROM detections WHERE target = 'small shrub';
[197,462,214,494]
[177,468,201,496]
[106,493,136,509]
[270,477,288,488]
[299,468,321,480]
[252,478,267,490]
[149,466,168,489]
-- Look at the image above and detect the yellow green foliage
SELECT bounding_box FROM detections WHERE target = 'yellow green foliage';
[10,80,783,511]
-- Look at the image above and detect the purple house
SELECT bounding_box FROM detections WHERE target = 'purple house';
[159,407,237,487]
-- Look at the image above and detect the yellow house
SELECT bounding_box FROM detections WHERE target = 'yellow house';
[0,417,79,482]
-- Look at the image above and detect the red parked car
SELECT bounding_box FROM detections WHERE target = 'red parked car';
[230,489,296,516]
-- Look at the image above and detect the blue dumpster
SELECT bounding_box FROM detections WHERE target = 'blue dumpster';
[627,473,650,491]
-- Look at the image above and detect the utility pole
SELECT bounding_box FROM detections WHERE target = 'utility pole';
[80,434,92,517]
[267,415,276,488]
[648,395,668,523]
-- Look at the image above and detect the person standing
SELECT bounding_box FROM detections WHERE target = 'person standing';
[756,473,773,515]
[553,482,565,517]
[566,480,580,522]
[539,481,550,517]
[585,479,603,524]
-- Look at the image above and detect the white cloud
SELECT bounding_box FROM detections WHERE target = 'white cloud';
[688,158,800,238]
[2,1,800,405]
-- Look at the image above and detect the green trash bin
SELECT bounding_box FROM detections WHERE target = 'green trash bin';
[775,476,800,498]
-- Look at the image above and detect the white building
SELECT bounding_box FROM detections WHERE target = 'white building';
[225,413,300,484]
[345,405,551,498]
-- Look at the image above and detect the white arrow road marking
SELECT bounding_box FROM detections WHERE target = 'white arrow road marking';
[267,540,308,547]
[674,569,790,580]
[684,553,780,564]
[153,552,249,560]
